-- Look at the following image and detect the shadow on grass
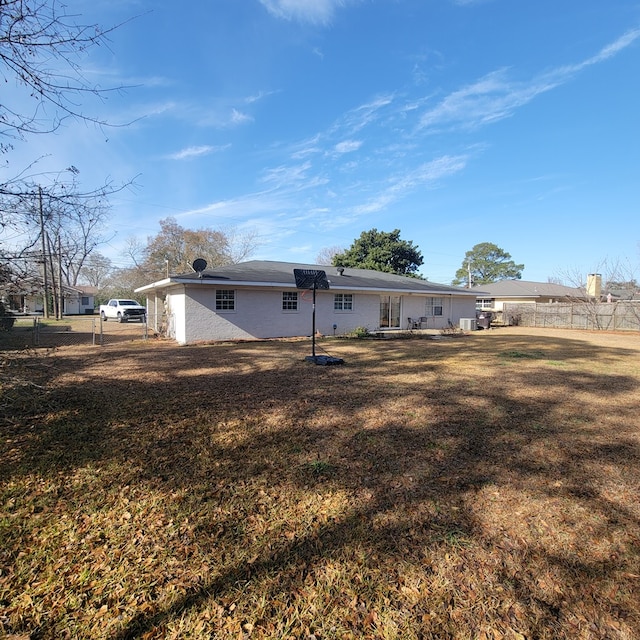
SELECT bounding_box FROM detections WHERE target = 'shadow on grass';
[2,332,640,638]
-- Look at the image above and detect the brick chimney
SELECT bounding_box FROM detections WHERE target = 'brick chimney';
[586,273,602,298]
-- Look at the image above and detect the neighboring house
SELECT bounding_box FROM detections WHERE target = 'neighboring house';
[607,286,640,301]
[63,285,98,315]
[473,279,587,313]
[135,260,479,345]
[2,280,97,315]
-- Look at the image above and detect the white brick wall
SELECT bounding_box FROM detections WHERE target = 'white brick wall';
[167,284,477,344]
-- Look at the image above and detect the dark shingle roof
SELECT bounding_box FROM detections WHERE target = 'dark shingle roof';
[152,260,476,296]
[472,280,583,298]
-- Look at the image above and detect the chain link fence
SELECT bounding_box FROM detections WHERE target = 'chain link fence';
[0,314,152,349]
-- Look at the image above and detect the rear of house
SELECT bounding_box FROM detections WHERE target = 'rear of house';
[137,261,478,345]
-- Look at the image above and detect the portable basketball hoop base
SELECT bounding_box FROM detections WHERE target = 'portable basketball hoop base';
[305,354,345,366]
[294,269,345,366]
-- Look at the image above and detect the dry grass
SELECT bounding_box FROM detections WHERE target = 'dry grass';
[1,327,640,639]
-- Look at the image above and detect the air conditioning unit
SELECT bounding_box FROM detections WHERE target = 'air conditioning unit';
[459,318,477,331]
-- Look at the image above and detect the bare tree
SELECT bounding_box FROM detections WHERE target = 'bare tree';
[0,0,131,150]
[222,226,260,265]
[141,217,259,280]
[556,259,640,330]
[98,266,148,304]
[77,252,113,288]
[316,245,344,266]
[1,0,137,306]
[91,237,150,300]
[120,236,147,270]
[2,171,113,280]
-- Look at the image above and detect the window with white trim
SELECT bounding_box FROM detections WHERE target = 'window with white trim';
[282,291,298,311]
[334,293,353,311]
[216,289,235,311]
[425,297,443,316]
[476,298,493,310]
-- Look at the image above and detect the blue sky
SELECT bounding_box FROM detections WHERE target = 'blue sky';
[8,0,640,284]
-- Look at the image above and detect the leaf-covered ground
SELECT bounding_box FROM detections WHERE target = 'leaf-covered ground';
[1,328,640,639]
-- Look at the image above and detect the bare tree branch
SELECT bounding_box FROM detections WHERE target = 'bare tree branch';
[0,0,138,148]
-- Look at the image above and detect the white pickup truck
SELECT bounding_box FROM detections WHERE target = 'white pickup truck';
[99,299,147,323]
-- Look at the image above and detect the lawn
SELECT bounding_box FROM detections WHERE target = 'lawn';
[1,328,640,639]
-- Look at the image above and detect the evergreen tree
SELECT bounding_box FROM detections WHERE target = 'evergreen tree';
[453,242,524,286]
[332,229,423,276]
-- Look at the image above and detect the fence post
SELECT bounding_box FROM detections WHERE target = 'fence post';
[570,304,573,329]
[33,317,39,346]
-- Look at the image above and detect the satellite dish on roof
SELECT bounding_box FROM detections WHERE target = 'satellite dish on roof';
[192,258,207,274]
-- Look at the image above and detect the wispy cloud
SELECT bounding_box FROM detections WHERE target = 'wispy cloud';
[260,161,313,187]
[178,101,258,129]
[591,27,640,61]
[165,144,230,161]
[418,68,548,131]
[338,94,395,134]
[419,29,640,132]
[333,139,362,154]
[244,90,279,104]
[178,29,638,243]
[178,190,292,221]
[260,161,329,191]
[290,135,323,160]
[258,0,356,25]
[230,108,254,125]
[352,154,468,215]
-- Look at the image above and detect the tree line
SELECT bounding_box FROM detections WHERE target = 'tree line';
[0,1,257,312]
[84,218,258,304]
[0,0,135,316]
[318,230,524,287]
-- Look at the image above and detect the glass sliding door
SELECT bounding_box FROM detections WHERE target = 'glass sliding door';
[380,295,401,328]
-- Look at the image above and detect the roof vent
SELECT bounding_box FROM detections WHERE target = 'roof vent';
[337,267,344,275]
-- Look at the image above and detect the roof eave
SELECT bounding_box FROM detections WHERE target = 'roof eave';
[135,277,172,293]
[136,276,476,296]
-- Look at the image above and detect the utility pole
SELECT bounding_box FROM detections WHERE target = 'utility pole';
[47,233,58,319]
[467,261,473,289]
[38,187,50,319]
[57,234,64,319]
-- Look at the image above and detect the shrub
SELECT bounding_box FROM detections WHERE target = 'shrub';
[0,300,16,331]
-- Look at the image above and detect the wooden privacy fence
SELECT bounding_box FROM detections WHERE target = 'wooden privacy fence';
[502,302,640,331]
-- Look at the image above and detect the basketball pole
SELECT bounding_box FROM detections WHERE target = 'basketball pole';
[311,281,317,358]
[293,267,343,365]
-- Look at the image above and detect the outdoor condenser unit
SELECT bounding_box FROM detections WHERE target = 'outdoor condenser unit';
[459,318,477,331]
